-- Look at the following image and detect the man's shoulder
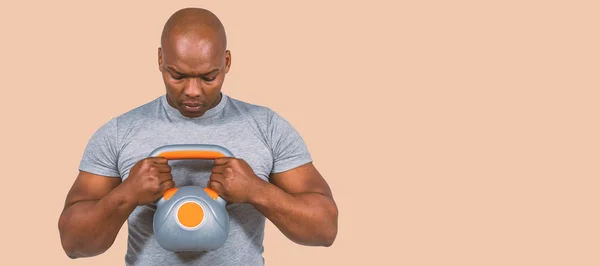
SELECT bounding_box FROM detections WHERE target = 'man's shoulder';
[225,94,278,121]
[87,95,161,137]
[226,94,271,112]
[113,95,163,122]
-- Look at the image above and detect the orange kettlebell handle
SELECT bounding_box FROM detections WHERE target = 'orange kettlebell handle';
[147,144,234,200]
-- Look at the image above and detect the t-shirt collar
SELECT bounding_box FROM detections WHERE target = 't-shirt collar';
[161,92,228,120]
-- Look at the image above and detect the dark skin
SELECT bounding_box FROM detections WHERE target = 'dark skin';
[58,8,338,259]
[58,157,174,258]
[158,12,230,118]
[210,157,338,246]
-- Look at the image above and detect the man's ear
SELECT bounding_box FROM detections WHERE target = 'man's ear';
[158,47,163,72]
[225,50,231,73]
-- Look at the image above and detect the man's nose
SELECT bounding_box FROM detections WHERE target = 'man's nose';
[184,78,203,97]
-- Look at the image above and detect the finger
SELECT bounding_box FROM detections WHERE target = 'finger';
[208,173,226,191]
[149,156,169,164]
[159,180,175,193]
[212,157,232,166]
[157,173,173,183]
[207,179,224,194]
[209,172,225,183]
[211,164,227,175]
[154,164,172,173]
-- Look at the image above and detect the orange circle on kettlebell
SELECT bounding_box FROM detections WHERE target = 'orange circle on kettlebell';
[177,202,204,228]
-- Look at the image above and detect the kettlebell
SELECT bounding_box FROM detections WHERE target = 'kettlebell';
[148,144,233,252]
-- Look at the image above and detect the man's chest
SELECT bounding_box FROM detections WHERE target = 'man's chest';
[115,123,274,184]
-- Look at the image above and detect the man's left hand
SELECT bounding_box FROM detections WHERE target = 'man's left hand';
[208,157,265,203]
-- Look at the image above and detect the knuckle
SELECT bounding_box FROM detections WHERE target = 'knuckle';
[226,167,234,175]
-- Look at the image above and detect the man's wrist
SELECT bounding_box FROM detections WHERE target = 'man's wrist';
[248,178,272,206]
[108,182,138,211]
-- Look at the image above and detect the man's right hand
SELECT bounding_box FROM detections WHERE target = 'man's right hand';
[122,157,175,206]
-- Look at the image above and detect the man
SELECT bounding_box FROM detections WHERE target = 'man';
[58,7,338,266]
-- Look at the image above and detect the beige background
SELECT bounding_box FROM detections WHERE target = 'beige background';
[0,0,598,265]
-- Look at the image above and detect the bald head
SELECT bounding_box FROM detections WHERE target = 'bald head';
[157,8,232,118]
[160,8,227,52]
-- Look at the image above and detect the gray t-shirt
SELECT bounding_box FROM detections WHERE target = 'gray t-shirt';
[79,93,312,265]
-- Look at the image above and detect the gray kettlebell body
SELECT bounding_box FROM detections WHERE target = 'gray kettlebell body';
[153,186,229,252]
[148,144,233,252]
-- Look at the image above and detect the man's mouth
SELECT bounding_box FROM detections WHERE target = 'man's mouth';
[182,102,203,112]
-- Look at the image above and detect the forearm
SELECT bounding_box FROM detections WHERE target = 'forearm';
[249,182,338,246]
[58,185,136,258]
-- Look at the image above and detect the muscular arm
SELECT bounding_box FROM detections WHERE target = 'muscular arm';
[58,171,136,259]
[249,162,338,247]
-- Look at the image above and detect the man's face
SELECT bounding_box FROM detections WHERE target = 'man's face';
[158,34,231,118]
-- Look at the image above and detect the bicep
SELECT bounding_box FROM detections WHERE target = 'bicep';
[63,171,122,208]
[269,162,333,198]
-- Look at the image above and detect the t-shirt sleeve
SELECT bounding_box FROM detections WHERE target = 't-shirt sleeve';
[78,117,121,177]
[269,111,313,174]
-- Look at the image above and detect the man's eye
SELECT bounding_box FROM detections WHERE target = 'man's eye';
[204,76,217,82]
[171,74,183,80]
